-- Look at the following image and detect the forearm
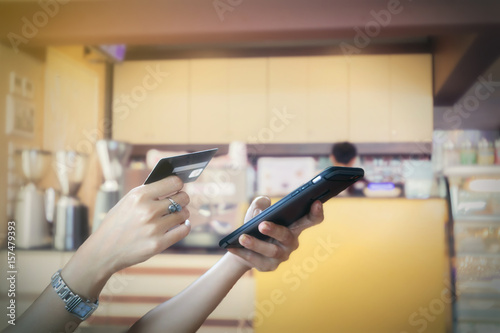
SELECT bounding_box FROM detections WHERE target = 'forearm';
[129,253,250,333]
[2,177,192,333]
[3,237,113,333]
[3,285,82,333]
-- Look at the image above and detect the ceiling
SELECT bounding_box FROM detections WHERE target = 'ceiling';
[1,0,499,129]
[434,55,500,131]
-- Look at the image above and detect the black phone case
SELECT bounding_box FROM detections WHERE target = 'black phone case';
[219,166,364,248]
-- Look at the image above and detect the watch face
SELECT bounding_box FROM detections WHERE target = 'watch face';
[73,301,97,320]
[51,270,99,321]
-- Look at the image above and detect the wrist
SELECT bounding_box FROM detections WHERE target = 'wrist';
[223,252,252,274]
[51,269,99,320]
[61,236,114,300]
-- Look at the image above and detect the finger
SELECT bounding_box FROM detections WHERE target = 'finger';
[238,234,288,261]
[158,206,191,233]
[143,176,184,200]
[258,221,296,246]
[153,191,190,218]
[288,200,324,235]
[158,219,191,250]
[244,196,271,222]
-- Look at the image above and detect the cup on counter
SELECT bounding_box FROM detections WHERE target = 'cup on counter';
[403,160,434,199]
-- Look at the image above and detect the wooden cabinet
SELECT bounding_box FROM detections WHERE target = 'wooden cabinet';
[113,54,433,145]
[348,54,433,143]
[349,55,391,142]
[113,60,189,144]
[268,57,309,143]
[389,54,433,142]
[307,56,349,143]
[227,58,268,143]
[189,59,230,143]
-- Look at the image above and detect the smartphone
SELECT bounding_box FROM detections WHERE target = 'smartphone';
[219,166,364,248]
[144,148,218,184]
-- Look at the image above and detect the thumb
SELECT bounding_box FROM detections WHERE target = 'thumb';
[244,196,271,223]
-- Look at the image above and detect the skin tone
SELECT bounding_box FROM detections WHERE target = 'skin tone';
[330,155,356,167]
[5,176,324,333]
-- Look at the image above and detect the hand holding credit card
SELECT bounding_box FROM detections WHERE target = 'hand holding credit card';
[144,148,218,184]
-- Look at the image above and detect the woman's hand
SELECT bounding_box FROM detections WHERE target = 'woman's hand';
[227,196,324,272]
[61,176,191,299]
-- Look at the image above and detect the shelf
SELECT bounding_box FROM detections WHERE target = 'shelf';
[455,215,500,223]
[456,251,500,257]
[459,292,500,301]
[446,166,500,330]
[456,252,500,258]
[130,142,432,158]
[444,165,500,177]
[456,308,500,323]
[456,322,500,332]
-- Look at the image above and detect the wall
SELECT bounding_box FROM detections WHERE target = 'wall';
[41,46,107,222]
[0,45,107,245]
[0,44,46,245]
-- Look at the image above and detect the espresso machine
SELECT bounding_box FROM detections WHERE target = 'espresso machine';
[92,140,131,232]
[53,150,89,251]
[14,149,52,249]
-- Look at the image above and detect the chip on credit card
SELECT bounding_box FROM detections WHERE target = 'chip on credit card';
[144,148,218,184]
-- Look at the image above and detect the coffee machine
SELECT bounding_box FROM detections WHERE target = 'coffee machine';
[14,149,52,249]
[92,140,131,232]
[53,150,89,251]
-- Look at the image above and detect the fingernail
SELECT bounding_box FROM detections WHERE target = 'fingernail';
[240,234,250,246]
[260,222,270,232]
[185,219,191,227]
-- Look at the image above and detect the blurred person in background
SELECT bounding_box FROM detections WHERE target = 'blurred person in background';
[330,141,358,167]
[330,141,367,196]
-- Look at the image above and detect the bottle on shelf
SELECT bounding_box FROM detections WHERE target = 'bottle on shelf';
[443,140,459,168]
[477,138,495,165]
[460,139,477,165]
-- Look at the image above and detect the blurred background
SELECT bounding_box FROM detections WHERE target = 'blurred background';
[0,0,500,332]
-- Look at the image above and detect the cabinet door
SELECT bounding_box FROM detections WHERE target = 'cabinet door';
[227,58,268,143]
[349,55,391,142]
[112,60,189,144]
[268,57,309,143]
[390,54,433,142]
[307,56,349,143]
[189,59,229,144]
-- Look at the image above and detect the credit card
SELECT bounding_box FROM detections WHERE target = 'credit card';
[144,148,218,184]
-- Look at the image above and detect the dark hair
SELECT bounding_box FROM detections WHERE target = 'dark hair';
[331,142,357,165]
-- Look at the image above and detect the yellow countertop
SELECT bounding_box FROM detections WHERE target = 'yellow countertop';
[254,197,450,333]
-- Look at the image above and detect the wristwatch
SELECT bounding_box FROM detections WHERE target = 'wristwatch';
[51,270,99,320]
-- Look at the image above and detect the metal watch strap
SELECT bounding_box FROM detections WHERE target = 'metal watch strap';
[50,270,99,320]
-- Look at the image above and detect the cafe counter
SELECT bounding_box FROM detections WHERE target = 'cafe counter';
[254,197,450,333]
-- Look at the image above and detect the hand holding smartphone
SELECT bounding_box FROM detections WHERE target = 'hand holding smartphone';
[219,166,364,248]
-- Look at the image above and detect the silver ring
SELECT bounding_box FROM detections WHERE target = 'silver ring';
[168,197,182,214]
